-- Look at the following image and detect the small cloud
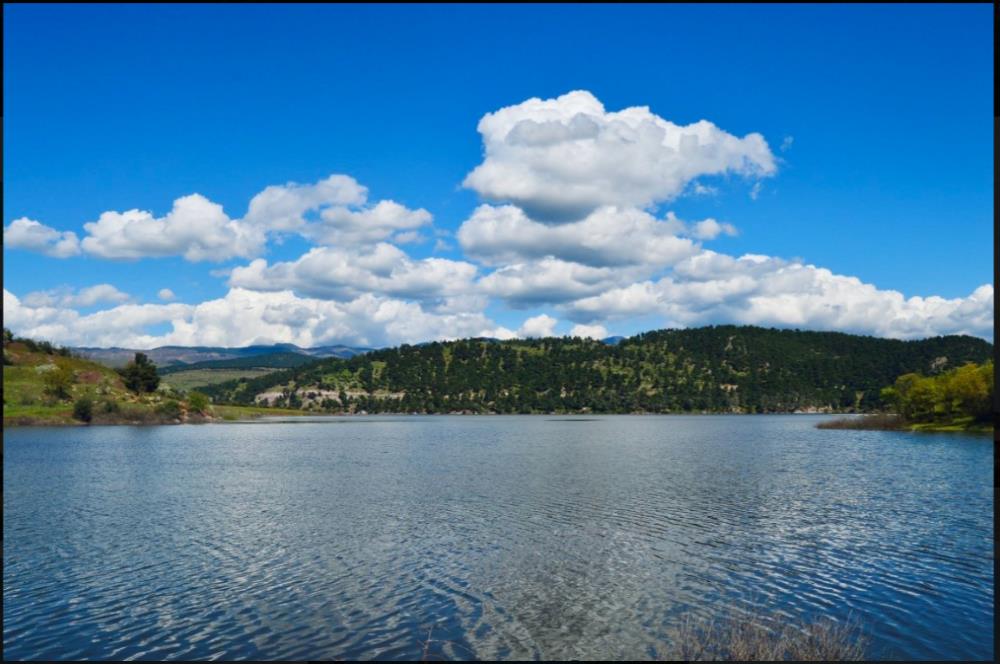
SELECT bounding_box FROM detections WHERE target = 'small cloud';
[570,323,608,340]
[691,182,719,196]
[750,182,763,200]
[433,238,454,253]
[518,314,558,338]
[780,136,794,152]
[158,288,177,301]
[3,218,81,258]
[22,284,130,308]
[691,218,738,240]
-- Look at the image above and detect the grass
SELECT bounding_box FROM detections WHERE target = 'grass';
[817,413,992,433]
[657,608,867,661]
[3,343,310,427]
[210,404,311,421]
[159,368,277,391]
[816,414,905,430]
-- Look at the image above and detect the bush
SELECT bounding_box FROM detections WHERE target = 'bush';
[73,397,94,423]
[156,400,183,420]
[187,391,209,414]
[101,399,120,414]
[43,365,74,400]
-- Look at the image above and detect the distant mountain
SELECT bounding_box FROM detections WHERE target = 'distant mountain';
[201,325,994,415]
[602,336,626,345]
[73,343,373,368]
[156,351,319,375]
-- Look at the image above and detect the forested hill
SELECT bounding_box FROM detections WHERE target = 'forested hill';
[201,326,994,414]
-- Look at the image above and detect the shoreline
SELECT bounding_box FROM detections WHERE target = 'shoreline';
[816,413,992,434]
[6,409,991,431]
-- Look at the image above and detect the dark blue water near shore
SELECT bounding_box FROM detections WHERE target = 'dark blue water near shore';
[3,415,993,660]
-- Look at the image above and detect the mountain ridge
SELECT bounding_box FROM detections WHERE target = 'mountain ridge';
[73,342,374,368]
[199,325,994,415]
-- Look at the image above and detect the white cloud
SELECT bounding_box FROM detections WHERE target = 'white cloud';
[80,194,265,261]
[518,314,558,338]
[307,199,432,245]
[3,288,193,349]
[21,284,130,309]
[158,288,177,301]
[478,257,645,308]
[3,218,81,258]
[690,218,738,240]
[242,174,368,231]
[3,287,509,350]
[228,243,478,303]
[463,90,775,222]
[569,323,609,340]
[458,204,699,268]
[393,231,426,245]
[564,250,995,340]
[690,182,719,196]
[7,174,430,262]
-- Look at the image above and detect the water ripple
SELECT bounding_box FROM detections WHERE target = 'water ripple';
[3,415,993,660]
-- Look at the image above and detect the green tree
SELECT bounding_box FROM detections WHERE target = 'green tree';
[120,353,160,393]
[73,396,94,422]
[187,391,210,414]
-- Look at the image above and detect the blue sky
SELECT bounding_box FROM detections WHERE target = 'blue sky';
[3,4,994,347]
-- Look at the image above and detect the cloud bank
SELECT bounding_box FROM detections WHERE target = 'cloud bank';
[3,90,992,347]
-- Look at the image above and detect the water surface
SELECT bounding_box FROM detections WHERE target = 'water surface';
[3,415,993,660]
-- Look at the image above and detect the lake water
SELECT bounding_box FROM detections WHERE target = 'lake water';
[2,415,993,660]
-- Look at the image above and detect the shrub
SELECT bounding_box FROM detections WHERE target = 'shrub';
[43,365,74,400]
[156,400,182,420]
[187,391,209,414]
[73,397,94,423]
[101,399,120,414]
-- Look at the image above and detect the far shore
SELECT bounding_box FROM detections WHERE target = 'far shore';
[6,409,991,432]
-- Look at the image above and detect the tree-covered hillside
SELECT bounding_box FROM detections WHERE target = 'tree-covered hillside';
[201,326,994,414]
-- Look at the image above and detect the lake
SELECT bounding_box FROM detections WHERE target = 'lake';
[2,415,993,660]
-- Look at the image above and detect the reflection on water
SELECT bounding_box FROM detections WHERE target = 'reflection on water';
[3,415,993,660]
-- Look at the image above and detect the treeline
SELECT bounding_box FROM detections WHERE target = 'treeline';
[881,361,993,424]
[201,326,993,414]
[157,351,314,375]
[2,327,73,361]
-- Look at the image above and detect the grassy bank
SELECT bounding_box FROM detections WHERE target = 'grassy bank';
[209,405,312,421]
[817,413,991,434]
[4,402,310,427]
[3,338,310,427]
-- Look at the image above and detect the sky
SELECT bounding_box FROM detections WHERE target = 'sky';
[3,4,994,348]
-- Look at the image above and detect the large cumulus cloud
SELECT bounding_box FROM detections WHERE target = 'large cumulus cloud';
[463,90,775,222]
